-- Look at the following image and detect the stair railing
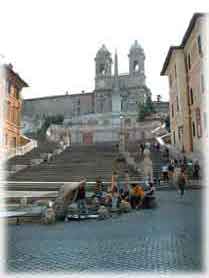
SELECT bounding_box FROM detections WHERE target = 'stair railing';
[6,138,37,159]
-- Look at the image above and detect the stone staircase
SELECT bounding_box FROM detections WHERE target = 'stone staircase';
[6,139,58,170]
[7,142,142,191]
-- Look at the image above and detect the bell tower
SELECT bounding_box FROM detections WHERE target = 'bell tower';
[95,44,112,90]
[128,40,145,78]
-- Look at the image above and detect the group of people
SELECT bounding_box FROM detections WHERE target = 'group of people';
[161,158,201,196]
[75,173,156,215]
[139,141,160,158]
[102,172,156,210]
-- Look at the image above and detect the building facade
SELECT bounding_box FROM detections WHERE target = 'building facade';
[161,13,208,156]
[0,64,28,154]
[22,41,169,145]
[23,41,151,121]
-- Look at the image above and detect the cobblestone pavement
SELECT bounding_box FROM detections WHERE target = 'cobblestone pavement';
[6,190,203,274]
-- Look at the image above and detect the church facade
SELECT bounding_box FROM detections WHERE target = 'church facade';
[23,40,151,120]
[23,41,164,145]
[94,41,151,115]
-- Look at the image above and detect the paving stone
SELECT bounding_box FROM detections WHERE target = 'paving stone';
[6,190,203,273]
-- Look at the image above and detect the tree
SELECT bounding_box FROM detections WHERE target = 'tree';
[137,103,146,121]
[37,114,64,138]
[137,96,155,122]
[145,95,155,114]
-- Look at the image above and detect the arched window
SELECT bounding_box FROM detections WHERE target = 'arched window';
[133,61,139,72]
[99,64,105,75]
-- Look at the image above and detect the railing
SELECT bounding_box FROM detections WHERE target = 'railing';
[7,137,37,159]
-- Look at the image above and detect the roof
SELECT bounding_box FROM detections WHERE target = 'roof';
[4,64,29,87]
[160,13,206,76]
[181,13,205,47]
[160,46,183,75]
[24,92,94,101]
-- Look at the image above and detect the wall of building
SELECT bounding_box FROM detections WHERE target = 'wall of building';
[162,14,207,157]
[23,92,95,119]
[69,117,161,145]
[3,66,27,151]
[183,16,206,154]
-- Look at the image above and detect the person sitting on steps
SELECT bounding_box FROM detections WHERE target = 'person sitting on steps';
[142,182,156,209]
[93,176,103,202]
[130,183,145,209]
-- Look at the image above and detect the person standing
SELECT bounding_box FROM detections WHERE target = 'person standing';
[94,176,103,200]
[139,143,145,158]
[111,184,119,209]
[111,171,119,209]
[162,164,168,182]
[76,181,88,216]
[177,169,187,197]
[193,160,200,180]
[168,160,175,186]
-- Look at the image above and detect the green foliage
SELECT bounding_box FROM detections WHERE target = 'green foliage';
[137,96,155,122]
[138,103,146,121]
[37,114,64,138]
[145,95,155,114]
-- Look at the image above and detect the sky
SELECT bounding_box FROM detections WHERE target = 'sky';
[0,0,208,101]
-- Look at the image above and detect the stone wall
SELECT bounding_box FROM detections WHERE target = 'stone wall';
[23,93,94,119]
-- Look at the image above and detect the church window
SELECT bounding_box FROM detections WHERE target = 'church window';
[99,64,105,75]
[133,61,139,72]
